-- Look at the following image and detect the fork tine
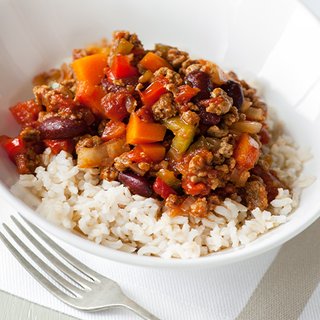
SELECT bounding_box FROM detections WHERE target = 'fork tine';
[19,214,102,281]
[11,216,92,289]
[0,229,75,305]
[2,223,83,298]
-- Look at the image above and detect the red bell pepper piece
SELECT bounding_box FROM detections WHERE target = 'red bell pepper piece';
[0,135,26,162]
[10,100,42,125]
[139,78,168,107]
[111,55,139,79]
[43,139,75,155]
[153,177,177,199]
[175,85,200,104]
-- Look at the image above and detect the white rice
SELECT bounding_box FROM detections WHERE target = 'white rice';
[11,133,313,259]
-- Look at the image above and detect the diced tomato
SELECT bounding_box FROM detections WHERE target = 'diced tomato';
[14,153,33,174]
[0,135,26,162]
[233,133,260,171]
[75,81,106,117]
[101,121,126,141]
[135,106,154,122]
[111,55,139,79]
[127,145,152,163]
[105,67,115,82]
[10,100,42,125]
[101,92,134,121]
[175,85,200,104]
[139,78,168,107]
[181,177,210,196]
[153,177,177,199]
[43,139,75,155]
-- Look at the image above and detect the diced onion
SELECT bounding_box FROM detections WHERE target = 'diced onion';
[231,121,262,134]
[210,63,228,85]
[180,196,196,212]
[240,99,252,112]
[128,163,146,176]
[139,70,153,84]
[77,139,128,168]
[245,107,264,121]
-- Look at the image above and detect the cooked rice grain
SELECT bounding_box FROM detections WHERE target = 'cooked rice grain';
[11,134,313,259]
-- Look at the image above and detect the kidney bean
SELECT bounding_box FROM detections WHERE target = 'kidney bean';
[38,117,88,139]
[185,71,213,101]
[118,172,153,197]
[251,165,284,202]
[198,106,221,125]
[220,80,244,109]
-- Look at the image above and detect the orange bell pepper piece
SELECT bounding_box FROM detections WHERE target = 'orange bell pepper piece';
[127,145,152,163]
[126,113,166,144]
[75,81,106,117]
[72,53,107,85]
[139,143,166,162]
[139,52,172,72]
[127,144,165,163]
[233,133,260,171]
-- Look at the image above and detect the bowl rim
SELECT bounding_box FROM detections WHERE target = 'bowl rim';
[1,181,320,268]
[1,0,320,268]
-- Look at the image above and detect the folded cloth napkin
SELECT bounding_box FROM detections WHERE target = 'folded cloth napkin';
[0,196,320,320]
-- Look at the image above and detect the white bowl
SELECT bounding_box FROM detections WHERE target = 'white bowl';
[0,0,320,268]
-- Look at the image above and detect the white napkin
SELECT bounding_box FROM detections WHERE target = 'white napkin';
[0,196,320,320]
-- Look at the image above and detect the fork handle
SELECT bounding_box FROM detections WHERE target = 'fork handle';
[120,297,160,320]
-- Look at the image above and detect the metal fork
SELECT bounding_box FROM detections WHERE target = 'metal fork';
[0,215,160,320]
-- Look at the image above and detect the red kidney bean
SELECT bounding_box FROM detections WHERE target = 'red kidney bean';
[38,117,88,139]
[118,172,153,197]
[185,71,213,101]
[220,80,244,109]
[251,165,284,202]
[198,106,221,125]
